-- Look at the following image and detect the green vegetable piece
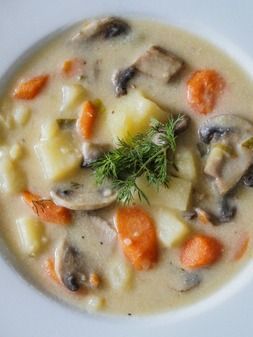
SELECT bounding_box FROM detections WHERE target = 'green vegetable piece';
[91,116,183,204]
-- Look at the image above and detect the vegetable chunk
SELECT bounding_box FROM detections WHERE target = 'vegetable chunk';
[136,176,192,211]
[107,90,167,141]
[60,84,86,113]
[108,257,133,290]
[35,125,82,181]
[77,101,97,139]
[13,75,49,100]
[175,147,198,183]
[115,206,158,270]
[180,234,223,269]
[152,207,190,247]
[0,157,26,193]
[187,70,225,114]
[22,191,72,225]
[17,217,47,256]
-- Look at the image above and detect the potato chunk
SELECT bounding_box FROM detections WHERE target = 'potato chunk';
[60,84,86,113]
[175,147,198,183]
[135,176,192,211]
[13,105,31,125]
[35,124,82,181]
[107,90,168,141]
[0,157,26,193]
[152,207,190,247]
[108,257,133,290]
[16,217,48,256]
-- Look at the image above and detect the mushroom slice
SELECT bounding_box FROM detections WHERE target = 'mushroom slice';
[55,215,116,292]
[134,46,184,82]
[198,114,253,144]
[55,239,86,292]
[50,181,117,211]
[72,17,130,42]
[168,264,201,292]
[199,115,253,195]
[112,66,136,97]
[81,141,110,167]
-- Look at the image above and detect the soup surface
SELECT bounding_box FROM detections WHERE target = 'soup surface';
[0,17,253,315]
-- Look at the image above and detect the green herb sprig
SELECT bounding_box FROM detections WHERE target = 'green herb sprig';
[91,116,183,204]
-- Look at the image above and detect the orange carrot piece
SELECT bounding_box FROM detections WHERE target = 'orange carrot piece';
[115,206,158,270]
[13,75,49,100]
[180,234,223,269]
[233,235,249,261]
[22,191,71,225]
[44,258,60,284]
[187,69,225,114]
[77,101,97,140]
[89,272,101,288]
[61,58,85,76]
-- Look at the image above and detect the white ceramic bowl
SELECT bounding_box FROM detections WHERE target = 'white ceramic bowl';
[1,1,253,336]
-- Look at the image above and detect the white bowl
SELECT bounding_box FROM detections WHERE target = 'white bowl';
[1,1,253,336]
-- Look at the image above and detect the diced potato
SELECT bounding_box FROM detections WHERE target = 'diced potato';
[9,143,24,160]
[108,257,133,290]
[107,90,168,141]
[86,295,105,313]
[13,105,31,125]
[175,147,198,183]
[16,217,48,256]
[60,84,86,113]
[152,207,190,247]
[41,120,60,140]
[0,157,26,193]
[35,130,82,181]
[135,176,192,211]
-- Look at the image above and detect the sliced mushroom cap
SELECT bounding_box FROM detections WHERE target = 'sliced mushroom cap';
[199,115,253,195]
[72,17,130,42]
[134,45,184,83]
[168,264,201,292]
[55,214,116,291]
[112,66,137,97]
[199,114,253,144]
[55,238,86,292]
[51,180,117,211]
[81,141,110,167]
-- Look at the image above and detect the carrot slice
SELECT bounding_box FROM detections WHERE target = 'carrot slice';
[180,234,223,269]
[44,258,60,284]
[187,69,225,114]
[77,101,97,140]
[115,206,158,270]
[22,191,71,225]
[13,75,49,99]
[61,58,85,77]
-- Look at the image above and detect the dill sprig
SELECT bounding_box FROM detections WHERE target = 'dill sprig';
[91,115,183,204]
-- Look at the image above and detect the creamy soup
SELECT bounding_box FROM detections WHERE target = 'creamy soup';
[0,17,253,316]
